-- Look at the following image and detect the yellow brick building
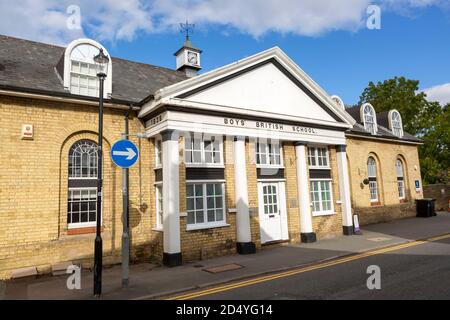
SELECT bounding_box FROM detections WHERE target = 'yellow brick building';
[0,35,423,279]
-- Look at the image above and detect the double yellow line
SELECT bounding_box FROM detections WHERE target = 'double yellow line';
[162,233,450,300]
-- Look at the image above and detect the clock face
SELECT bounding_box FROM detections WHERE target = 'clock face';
[187,51,198,65]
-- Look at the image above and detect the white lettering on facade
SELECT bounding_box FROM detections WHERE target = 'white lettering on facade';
[223,117,317,135]
[224,118,246,126]
[148,114,163,127]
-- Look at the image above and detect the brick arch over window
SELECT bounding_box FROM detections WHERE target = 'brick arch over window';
[59,131,116,237]
[395,154,409,201]
[67,139,98,229]
[367,152,383,205]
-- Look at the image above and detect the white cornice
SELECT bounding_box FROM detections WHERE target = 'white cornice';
[139,47,356,128]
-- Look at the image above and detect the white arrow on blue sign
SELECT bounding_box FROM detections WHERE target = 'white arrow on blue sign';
[111,139,139,168]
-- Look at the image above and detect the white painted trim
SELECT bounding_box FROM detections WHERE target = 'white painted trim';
[336,148,353,228]
[296,144,314,234]
[360,103,378,135]
[68,221,97,229]
[309,179,335,215]
[257,178,287,182]
[330,95,345,110]
[312,211,336,217]
[257,181,289,243]
[186,223,230,231]
[184,164,225,169]
[185,179,226,183]
[183,133,224,166]
[159,98,351,129]
[0,89,134,110]
[345,133,422,145]
[388,109,404,138]
[64,38,113,99]
[139,47,356,127]
[145,111,347,145]
[234,137,252,243]
[185,182,227,228]
[162,135,181,254]
[255,139,284,167]
[307,145,331,169]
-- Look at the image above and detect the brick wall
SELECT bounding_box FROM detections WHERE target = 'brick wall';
[346,136,423,226]
[312,147,344,240]
[423,184,449,211]
[179,137,238,262]
[283,142,301,242]
[0,95,160,279]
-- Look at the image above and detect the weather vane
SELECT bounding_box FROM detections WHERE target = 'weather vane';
[180,20,195,41]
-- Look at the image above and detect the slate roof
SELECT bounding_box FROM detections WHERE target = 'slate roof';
[344,106,422,143]
[0,35,188,104]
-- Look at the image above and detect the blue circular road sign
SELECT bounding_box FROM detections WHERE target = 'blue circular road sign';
[111,139,139,168]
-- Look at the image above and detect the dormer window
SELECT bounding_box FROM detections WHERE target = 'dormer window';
[70,60,99,96]
[389,110,403,138]
[361,103,377,135]
[63,39,112,98]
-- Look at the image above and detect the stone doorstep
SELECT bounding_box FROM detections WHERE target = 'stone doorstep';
[11,266,38,279]
[51,261,74,276]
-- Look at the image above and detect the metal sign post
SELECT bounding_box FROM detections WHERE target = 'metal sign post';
[121,130,130,288]
[111,127,139,289]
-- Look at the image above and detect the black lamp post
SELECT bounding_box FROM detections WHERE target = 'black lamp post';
[93,48,109,297]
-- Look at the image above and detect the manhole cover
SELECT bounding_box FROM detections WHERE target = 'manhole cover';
[203,263,244,274]
[367,237,392,242]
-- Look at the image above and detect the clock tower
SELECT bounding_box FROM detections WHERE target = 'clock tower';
[174,35,202,78]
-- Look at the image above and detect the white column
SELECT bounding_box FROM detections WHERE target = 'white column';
[233,136,256,254]
[295,142,316,243]
[336,145,354,235]
[161,130,182,266]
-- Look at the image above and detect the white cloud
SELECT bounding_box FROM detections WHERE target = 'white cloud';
[0,0,448,45]
[0,0,153,45]
[151,0,371,37]
[422,83,450,106]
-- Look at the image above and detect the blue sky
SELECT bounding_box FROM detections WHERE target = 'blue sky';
[1,0,449,105]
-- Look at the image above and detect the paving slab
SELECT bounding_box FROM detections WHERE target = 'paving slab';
[3,212,449,300]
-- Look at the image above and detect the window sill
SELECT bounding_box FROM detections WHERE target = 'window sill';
[185,164,225,168]
[370,201,382,207]
[308,166,331,170]
[152,227,163,232]
[256,165,285,169]
[312,211,336,217]
[186,223,230,231]
[67,226,103,235]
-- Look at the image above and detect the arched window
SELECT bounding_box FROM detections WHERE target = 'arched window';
[331,95,345,110]
[396,159,405,200]
[362,104,377,135]
[367,156,379,202]
[63,39,112,98]
[390,110,403,138]
[68,140,98,228]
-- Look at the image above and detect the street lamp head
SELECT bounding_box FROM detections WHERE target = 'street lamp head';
[94,48,110,78]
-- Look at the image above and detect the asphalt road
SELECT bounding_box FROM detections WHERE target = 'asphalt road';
[179,236,450,300]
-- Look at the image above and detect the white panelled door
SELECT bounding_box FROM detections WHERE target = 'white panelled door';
[258,182,289,244]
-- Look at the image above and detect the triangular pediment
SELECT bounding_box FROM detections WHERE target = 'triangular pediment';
[141,47,355,128]
[177,59,341,123]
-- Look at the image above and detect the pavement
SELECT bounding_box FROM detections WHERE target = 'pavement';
[190,234,450,300]
[2,212,450,300]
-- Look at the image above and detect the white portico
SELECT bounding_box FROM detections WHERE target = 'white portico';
[139,47,356,266]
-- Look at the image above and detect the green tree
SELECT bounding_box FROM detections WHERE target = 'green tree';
[359,77,448,184]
